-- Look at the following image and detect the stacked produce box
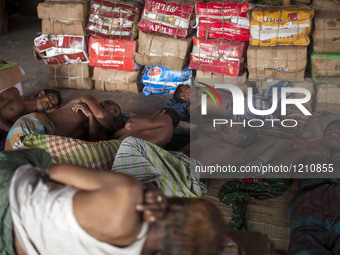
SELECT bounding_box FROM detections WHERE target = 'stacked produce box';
[34,0,93,90]
[311,0,340,113]
[189,1,251,87]
[136,0,195,95]
[248,5,313,80]
[86,0,144,92]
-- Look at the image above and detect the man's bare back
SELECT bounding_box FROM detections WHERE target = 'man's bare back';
[113,108,179,148]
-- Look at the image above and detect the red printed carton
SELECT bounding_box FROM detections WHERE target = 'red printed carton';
[189,37,247,76]
[195,1,252,41]
[89,37,136,72]
[33,34,88,65]
[138,0,195,39]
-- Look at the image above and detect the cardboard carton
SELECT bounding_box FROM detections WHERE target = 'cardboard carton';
[250,6,314,46]
[48,63,93,90]
[190,37,247,76]
[313,12,340,53]
[312,0,340,11]
[34,34,88,65]
[311,52,340,78]
[0,61,24,90]
[86,0,143,40]
[42,20,86,35]
[37,1,89,21]
[195,2,252,41]
[95,81,140,93]
[89,37,136,71]
[315,83,340,113]
[138,0,195,39]
[247,46,307,80]
[92,67,141,84]
[135,31,193,71]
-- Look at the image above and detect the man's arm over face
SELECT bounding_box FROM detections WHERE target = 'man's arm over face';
[0,88,22,132]
[80,95,118,132]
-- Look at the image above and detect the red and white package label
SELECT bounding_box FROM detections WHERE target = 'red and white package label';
[138,0,195,39]
[195,2,252,19]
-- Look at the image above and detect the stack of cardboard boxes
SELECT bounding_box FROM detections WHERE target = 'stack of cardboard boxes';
[87,0,144,93]
[191,1,251,87]
[34,0,93,90]
[136,0,195,95]
[311,1,340,113]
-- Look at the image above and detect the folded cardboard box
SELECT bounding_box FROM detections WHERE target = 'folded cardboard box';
[86,0,143,40]
[247,46,307,80]
[311,52,340,78]
[0,61,24,90]
[95,81,140,93]
[250,6,314,46]
[190,37,247,76]
[195,1,252,41]
[48,63,93,90]
[89,37,136,72]
[312,0,340,11]
[37,1,89,21]
[313,12,340,53]
[34,34,88,65]
[315,83,340,113]
[135,31,193,71]
[92,67,141,84]
[42,20,86,35]
[138,0,195,39]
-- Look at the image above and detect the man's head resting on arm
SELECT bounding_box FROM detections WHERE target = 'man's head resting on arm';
[35,89,62,113]
[152,197,226,254]
[161,107,180,129]
[173,84,190,104]
[323,119,340,150]
[100,100,121,119]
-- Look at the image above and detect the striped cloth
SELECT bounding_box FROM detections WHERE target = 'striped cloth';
[5,112,55,150]
[112,137,206,197]
[15,133,121,170]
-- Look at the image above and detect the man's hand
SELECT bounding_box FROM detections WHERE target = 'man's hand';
[135,187,168,223]
[72,103,93,118]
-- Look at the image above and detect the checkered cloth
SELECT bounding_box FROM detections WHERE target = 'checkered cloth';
[5,112,55,150]
[112,137,206,197]
[15,133,121,170]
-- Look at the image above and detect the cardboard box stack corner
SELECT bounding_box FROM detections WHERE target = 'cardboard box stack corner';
[188,1,252,93]
[135,0,197,96]
[85,0,144,93]
[0,61,24,95]
[311,0,340,114]
[248,5,313,81]
[35,0,93,90]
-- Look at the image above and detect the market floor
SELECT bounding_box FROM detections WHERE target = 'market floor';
[0,15,170,115]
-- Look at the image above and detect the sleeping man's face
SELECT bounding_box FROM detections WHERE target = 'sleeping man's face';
[323,123,340,150]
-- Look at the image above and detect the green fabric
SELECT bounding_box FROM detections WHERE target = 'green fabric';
[218,179,291,230]
[16,133,121,170]
[0,148,51,255]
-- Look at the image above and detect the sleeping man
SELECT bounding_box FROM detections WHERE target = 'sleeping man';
[0,148,226,255]
[0,88,62,150]
[113,107,179,148]
[5,95,121,150]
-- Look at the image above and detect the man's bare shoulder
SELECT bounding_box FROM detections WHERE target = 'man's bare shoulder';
[0,87,20,98]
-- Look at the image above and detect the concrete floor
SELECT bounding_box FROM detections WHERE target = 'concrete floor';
[0,15,170,115]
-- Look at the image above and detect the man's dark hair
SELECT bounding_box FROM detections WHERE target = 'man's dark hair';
[324,119,340,136]
[37,89,62,105]
[173,84,188,103]
[163,107,180,129]
[103,100,121,115]
[162,198,226,255]
[236,127,258,148]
